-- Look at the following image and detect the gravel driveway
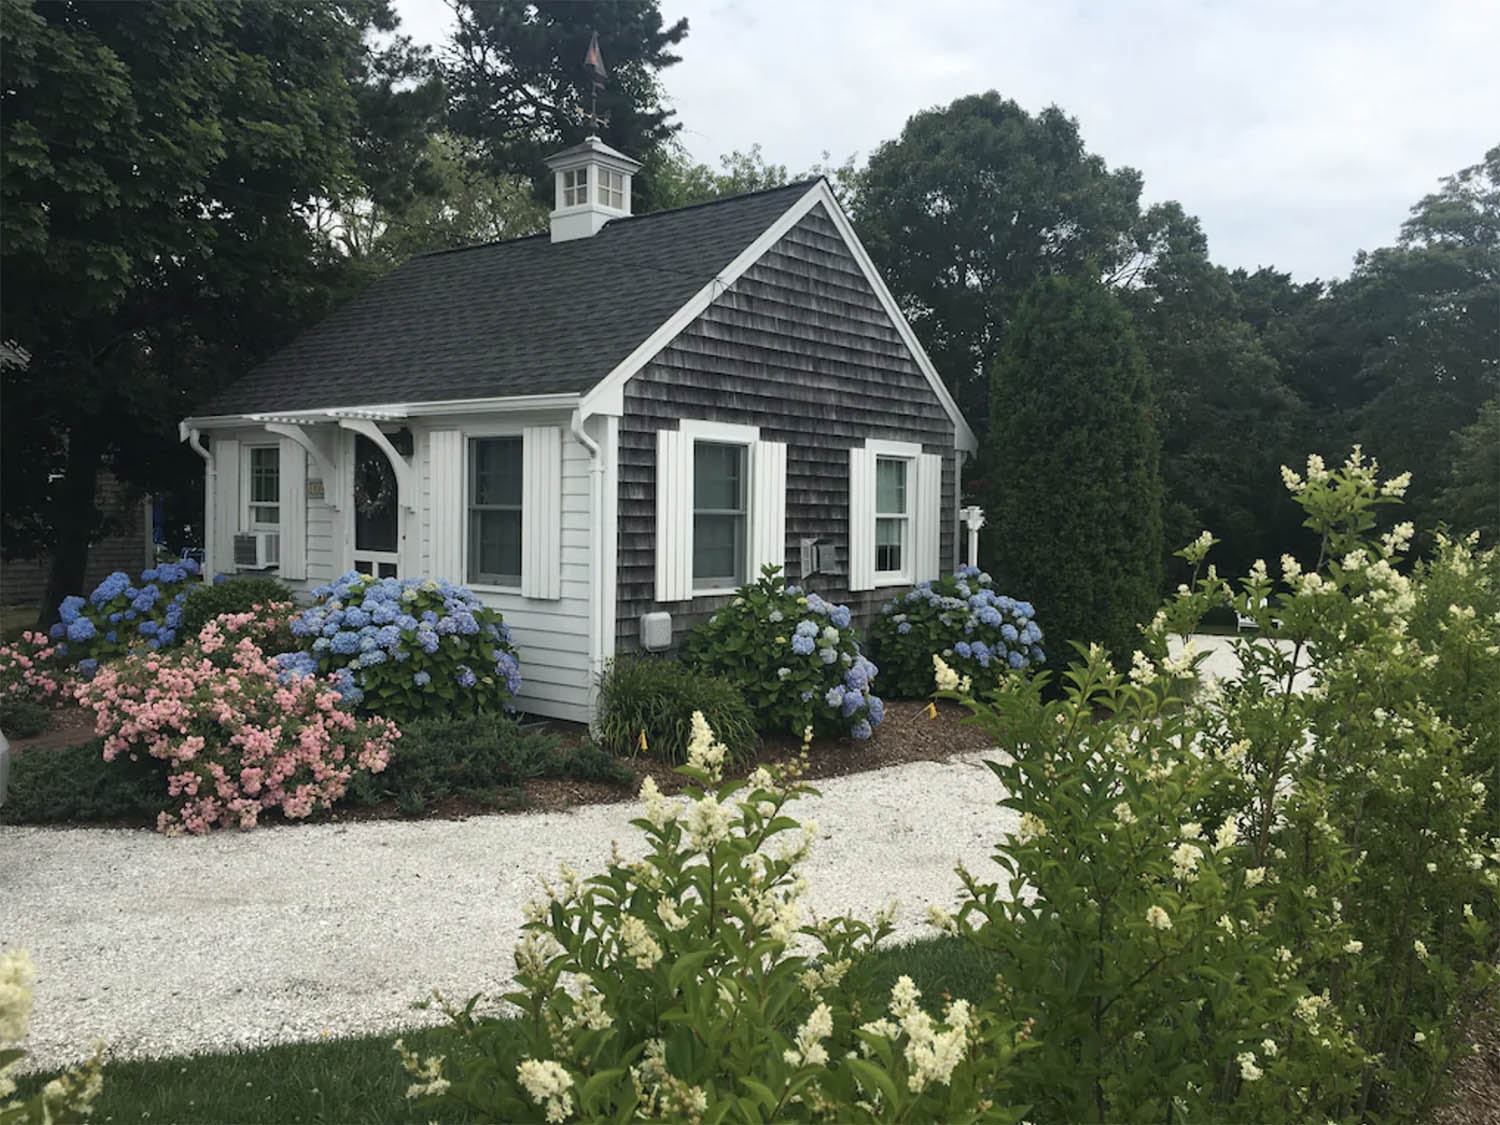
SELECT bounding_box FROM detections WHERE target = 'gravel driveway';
[2,751,1015,1071]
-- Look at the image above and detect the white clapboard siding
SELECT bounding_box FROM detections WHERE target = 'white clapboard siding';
[428,429,464,583]
[655,428,693,602]
[848,446,876,591]
[914,452,942,583]
[213,438,240,576]
[277,440,307,581]
[306,496,335,583]
[521,425,563,600]
[749,439,787,577]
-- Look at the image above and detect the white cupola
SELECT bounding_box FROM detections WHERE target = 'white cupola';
[543,135,642,243]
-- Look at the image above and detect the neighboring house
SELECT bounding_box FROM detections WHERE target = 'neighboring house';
[180,138,976,722]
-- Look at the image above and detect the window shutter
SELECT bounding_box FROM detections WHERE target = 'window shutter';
[429,429,464,583]
[277,438,307,580]
[748,439,786,578]
[914,452,943,582]
[655,428,692,602]
[848,446,876,592]
[521,426,563,600]
[213,438,240,576]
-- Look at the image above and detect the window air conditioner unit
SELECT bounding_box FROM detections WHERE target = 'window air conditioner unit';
[233,531,280,570]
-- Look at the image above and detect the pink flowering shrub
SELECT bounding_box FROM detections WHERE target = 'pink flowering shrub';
[75,612,398,834]
[0,631,75,706]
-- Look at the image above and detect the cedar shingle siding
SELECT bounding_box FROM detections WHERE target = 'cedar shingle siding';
[616,203,957,653]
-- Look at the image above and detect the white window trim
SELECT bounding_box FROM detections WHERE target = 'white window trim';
[242,443,281,532]
[856,438,924,590]
[461,424,526,593]
[681,420,760,595]
[874,455,913,588]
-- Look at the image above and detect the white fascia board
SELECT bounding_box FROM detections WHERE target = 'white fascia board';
[864,437,924,458]
[182,393,581,431]
[577,182,827,420]
[807,181,978,453]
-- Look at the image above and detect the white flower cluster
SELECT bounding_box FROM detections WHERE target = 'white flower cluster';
[1146,905,1173,931]
[1129,649,1157,687]
[933,653,960,692]
[784,1002,834,1067]
[686,710,728,781]
[516,1058,575,1123]
[1237,1050,1263,1081]
[620,914,663,970]
[1016,812,1048,844]
[396,1037,451,1100]
[631,1038,709,1119]
[859,976,971,1094]
[1171,841,1201,882]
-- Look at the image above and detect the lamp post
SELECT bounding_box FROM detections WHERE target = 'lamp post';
[960,505,986,569]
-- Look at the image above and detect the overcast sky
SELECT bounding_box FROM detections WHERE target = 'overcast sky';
[394,0,1498,282]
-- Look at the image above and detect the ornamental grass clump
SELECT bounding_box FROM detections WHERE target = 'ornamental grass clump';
[286,572,520,722]
[399,714,1028,1123]
[76,611,398,834]
[938,448,1499,1122]
[869,566,1044,697]
[682,566,884,740]
[47,558,202,675]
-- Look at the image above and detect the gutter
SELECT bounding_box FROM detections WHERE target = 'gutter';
[179,422,214,577]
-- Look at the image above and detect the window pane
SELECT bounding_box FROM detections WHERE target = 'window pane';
[251,504,279,526]
[693,442,744,512]
[876,517,905,573]
[876,458,906,515]
[251,447,279,504]
[694,513,744,586]
[469,509,521,584]
[471,438,522,507]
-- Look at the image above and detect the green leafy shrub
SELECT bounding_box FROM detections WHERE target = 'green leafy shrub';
[682,566,884,740]
[941,449,1499,1121]
[869,567,1045,697]
[285,572,520,721]
[349,715,631,815]
[0,697,51,738]
[595,655,756,764]
[400,714,1027,1122]
[178,575,295,638]
[47,559,203,673]
[0,739,165,825]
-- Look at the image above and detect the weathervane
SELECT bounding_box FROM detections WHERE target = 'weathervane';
[578,31,609,132]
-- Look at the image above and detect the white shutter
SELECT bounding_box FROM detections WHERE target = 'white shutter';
[521,425,563,599]
[848,446,876,592]
[655,428,692,602]
[213,438,240,577]
[429,429,464,584]
[748,439,786,577]
[277,438,307,580]
[914,452,943,582]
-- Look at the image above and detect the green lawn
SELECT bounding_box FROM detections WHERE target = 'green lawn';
[14,936,1001,1124]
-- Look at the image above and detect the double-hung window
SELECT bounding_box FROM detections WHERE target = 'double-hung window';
[468,436,523,587]
[874,457,909,580]
[562,167,589,207]
[247,446,280,529]
[693,441,747,590]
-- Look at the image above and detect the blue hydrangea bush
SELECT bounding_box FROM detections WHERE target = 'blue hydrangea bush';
[283,572,521,722]
[682,566,884,740]
[869,567,1044,698]
[48,559,202,677]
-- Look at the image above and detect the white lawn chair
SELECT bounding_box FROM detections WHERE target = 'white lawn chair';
[1237,598,1282,630]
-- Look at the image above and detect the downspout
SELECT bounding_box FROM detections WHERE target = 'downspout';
[180,423,213,577]
[570,410,605,719]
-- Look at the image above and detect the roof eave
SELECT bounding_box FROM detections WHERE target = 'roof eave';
[181,392,582,431]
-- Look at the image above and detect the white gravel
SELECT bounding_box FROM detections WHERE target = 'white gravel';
[1,751,1015,1072]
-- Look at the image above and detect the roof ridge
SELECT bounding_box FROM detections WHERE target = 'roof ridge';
[410,177,823,262]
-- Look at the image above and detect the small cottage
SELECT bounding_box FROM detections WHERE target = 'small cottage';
[180,138,976,722]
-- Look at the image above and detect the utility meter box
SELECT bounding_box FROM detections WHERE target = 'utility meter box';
[640,611,673,652]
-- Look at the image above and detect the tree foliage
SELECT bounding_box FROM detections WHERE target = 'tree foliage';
[984,275,1162,660]
[855,92,1143,427]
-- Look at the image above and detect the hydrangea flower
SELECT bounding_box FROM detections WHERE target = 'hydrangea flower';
[791,633,815,656]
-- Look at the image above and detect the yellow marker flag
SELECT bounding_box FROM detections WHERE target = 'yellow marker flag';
[637,729,649,752]
[925,701,938,720]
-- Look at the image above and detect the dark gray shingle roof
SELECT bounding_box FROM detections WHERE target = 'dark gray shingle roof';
[202,180,816,417]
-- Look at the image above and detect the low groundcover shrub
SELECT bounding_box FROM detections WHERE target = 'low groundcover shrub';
[179,574,295,637]
[682,566,884,740]
[77,611,399,834]
[284,572,521,722]
[595,655,756,764]
[870,567,1044,697]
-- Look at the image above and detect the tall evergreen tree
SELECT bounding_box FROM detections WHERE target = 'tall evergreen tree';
[984,275,1163,662]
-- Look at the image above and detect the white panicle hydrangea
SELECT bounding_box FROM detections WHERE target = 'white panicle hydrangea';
[396,1038,451,1099]
[1129,650,1158,687]
[516,1058,575,1123]
[1344,939,1364,954]
[783,1002,834,1067]
[1413,939,1430,961]
[933,654,960,692]
[1213,820,1238,852]
[1016,812,1048,844]
[620,915,663,971]
[1113,802,1137,825]
[1281,554,1303,581]
[656,898,689,932]
[1189,530,1216,559]
[1280,465,1304,492]
[685,793,734,850]
[1381,471,1411,498]
[1181,822,1204,841]
[1237,1051,1263,1081]
[1305,453,1329,482]
[1249,558,1269,585]
[563,984,613,1032]
[1163,640,1199,678]
[1245,867,1267,888]
[1146,905,1172,931]
[686,711,727,781]
[0,949,36,1044]
[1171,842,1201,882]
[638,775,679,829]
[1261,1038,1278,1057]
[884,976,969,1093]
[1382,521,1415,554]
